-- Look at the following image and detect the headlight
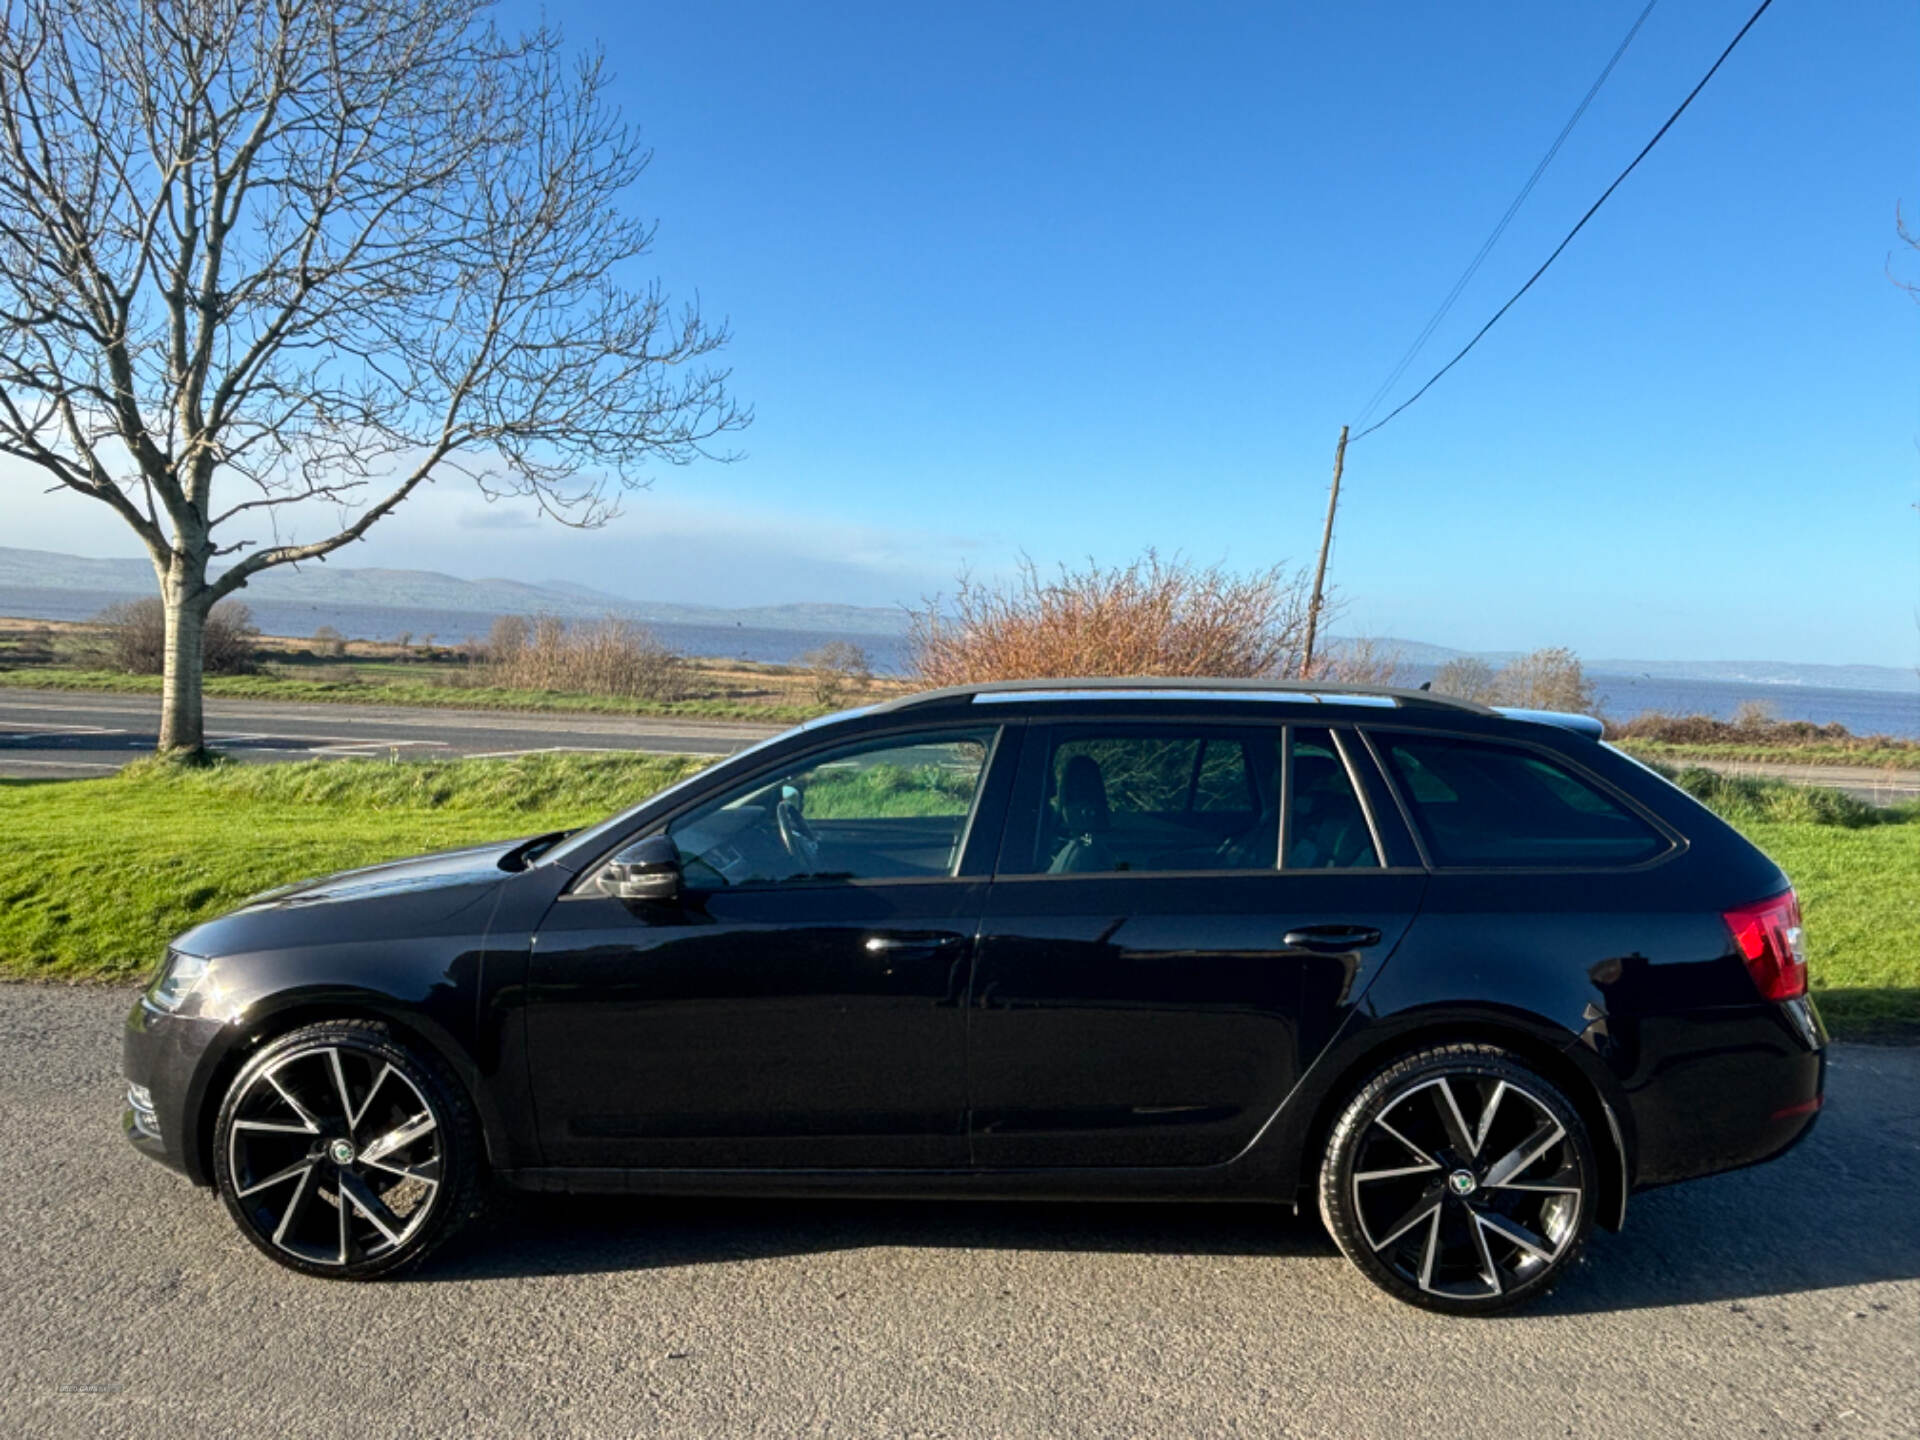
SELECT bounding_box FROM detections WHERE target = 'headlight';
[146,950,212,1014]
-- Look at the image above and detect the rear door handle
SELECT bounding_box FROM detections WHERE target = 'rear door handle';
[1282,924,1384,953]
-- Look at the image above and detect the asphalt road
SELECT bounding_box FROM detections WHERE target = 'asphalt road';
[2,984,1915,1439]
[1674,757,1920,806]
[0,687,782,777]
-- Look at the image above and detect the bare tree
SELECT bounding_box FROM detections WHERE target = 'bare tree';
[1430,655,1498,703]
[800,639,872,707]
[1493,646,1597,714]
[0,0,745,752]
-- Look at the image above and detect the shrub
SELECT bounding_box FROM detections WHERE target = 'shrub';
[1431,656,1499,703]
[1665,766,1889,829]
[801,641,873,707]
[1493,646,1596,714]
[908,553,1314,686]
[485,614,531,664]
[312,625,347,657]
[0,625,54,667]
[1311,635,1406,687]
[1605,710,1889,749]
[92,597,259,676]
[478,612,683,700]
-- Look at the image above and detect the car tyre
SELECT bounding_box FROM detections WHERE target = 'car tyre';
[1318,1044,1596,1315]
[212,1020,483,1279]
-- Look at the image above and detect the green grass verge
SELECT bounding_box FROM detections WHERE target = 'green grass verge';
[0,753,711,983]
[0,665,823,724]
[1616,737,1920,771]
[1,754,1913,1041]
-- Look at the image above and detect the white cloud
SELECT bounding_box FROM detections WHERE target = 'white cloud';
[0,456,980,610]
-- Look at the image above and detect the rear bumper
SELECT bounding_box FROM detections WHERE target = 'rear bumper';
[1623,994,1827,1190]
[122,995,226,1184]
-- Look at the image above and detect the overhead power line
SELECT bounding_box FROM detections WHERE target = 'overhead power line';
[1351,1,1661,432]
[1350,0,1776,445]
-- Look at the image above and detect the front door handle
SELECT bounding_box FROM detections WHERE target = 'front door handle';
[1282,924,1384,953]
[864,934,965,955]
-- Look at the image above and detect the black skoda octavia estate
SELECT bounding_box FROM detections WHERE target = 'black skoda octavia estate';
[124,679,1825,1313]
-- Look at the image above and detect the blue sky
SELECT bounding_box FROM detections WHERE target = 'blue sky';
[9,1,1917,665]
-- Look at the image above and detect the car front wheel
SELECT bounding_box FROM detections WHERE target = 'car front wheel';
[212,1021,482,1279]
[1318,1044,1597,1314]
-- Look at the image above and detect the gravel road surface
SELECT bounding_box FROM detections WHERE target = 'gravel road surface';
[3,983,1915,1439]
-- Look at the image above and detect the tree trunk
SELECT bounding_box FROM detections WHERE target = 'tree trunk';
[158,583,209,756]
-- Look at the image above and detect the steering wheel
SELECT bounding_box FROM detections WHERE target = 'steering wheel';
[775,797,821,870]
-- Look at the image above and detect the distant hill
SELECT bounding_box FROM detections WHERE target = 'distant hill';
[1350,634,1916,696]
[1,546,1913,692]
[0,546,909,638]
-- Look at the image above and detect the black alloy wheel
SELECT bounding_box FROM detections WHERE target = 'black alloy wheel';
[1319,1044,1597,1314]
[213,1021,482,1279]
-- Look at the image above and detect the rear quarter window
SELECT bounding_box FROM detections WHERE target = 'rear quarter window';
[1378,734,1669,869]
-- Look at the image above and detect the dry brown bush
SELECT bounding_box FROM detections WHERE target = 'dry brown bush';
[1493,646,1597,713]
[1604,710,1883,747]
[1310,635,1406,687]
[802,641,873,707]
[908,554,1315,687]
[92,597,259,676]
[311,626,347,657]
[1430,656,1499,703]
[477,612,683,700]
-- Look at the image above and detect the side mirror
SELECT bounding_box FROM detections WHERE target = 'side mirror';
[596,834,683,903]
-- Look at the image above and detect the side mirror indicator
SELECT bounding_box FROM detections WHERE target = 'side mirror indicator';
[597,834,683,903]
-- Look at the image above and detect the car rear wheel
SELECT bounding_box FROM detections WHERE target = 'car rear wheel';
[212,1021,483,1279]
[1318,1044,1596,1314]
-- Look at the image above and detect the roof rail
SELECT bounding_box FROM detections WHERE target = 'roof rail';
[1492,706,1606,739]
[868,676,1494,715]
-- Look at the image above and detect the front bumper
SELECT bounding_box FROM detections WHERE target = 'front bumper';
[122,994,228,1184]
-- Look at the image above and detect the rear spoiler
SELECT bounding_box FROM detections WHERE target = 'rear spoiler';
[1493,707,1605,740]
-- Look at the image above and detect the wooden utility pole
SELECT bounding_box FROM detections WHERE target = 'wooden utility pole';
[1301,424,1348,677]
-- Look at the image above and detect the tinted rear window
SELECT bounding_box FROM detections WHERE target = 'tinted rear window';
[1009,725,1279,874]
[1379,735,1667,869]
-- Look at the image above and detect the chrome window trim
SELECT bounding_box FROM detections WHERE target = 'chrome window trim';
[1328,728,1391,872]
[971,688,1399,708]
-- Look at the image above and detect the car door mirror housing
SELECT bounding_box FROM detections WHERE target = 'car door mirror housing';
[597,834,683,902]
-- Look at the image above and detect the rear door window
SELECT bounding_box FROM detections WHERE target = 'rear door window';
[1007,725,1279,874]
[1377,734,1668,869]
[1285,728,1380,869]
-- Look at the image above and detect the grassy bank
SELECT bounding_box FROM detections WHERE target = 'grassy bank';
[0,664,827,724]
[1615,738,1920,772]
[0,753,709,982]
[1,755,1913,1040]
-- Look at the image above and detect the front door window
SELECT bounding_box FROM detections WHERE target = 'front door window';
[667,728,997,886]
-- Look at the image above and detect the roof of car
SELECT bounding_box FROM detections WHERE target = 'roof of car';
[832,678,1607,739]
[869,676,1491,715]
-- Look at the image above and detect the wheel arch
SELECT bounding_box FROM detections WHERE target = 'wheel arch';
[186,992,510,1189]
[1288,1011,1633,1232]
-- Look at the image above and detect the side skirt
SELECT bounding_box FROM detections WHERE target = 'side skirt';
[497,1164,1293,1205]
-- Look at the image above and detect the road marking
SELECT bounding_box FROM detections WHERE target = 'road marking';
[0,722,127,735]
[0,756,119,770]
[460,745,642,760]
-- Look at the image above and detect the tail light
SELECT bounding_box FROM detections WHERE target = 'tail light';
[1723,891,1808,1001]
